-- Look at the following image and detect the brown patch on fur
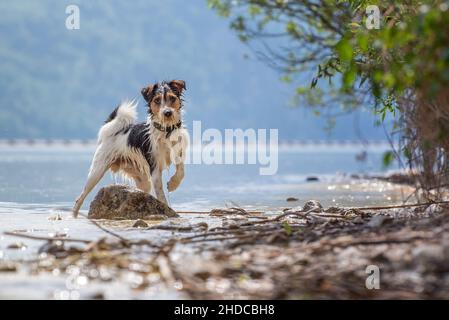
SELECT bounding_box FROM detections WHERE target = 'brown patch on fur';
[150,93,162,115]
[109,157,148,180]
[168,80,186,96]
[166,92,181,111]
[110,159,122,173]
[149,92,181,115]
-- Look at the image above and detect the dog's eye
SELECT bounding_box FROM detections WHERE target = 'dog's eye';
[154,98,161,105]
[170,96,177,103]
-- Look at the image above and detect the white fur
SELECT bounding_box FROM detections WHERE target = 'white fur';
[99,100,137,139]
[72,100,188,217]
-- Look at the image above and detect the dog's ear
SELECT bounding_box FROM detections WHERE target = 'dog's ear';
[141,84,157,102]
[168,80,186,96]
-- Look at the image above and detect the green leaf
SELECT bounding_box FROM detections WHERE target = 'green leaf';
[343,68,356,88]
[248,5,261,17]
[336,38,353,62]
[286,21,299,36]
[383,72,396,88]
[357,34,369,52]
[281,75,292,83]
[282,221,293,236]
[348,22,360,28]
[403,147,412,161]
[382,151,395,168]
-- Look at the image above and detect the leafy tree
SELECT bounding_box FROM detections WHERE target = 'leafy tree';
[209,0,449,194]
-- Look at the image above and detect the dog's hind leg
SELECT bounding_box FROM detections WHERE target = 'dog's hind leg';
[73,150,109,217]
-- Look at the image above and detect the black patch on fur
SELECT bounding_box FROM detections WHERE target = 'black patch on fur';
[127,123,156,173]
[105,106,119,123]
[114,124,132,136]
[141,84,159,104]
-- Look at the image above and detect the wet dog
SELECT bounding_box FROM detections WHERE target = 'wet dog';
[73,80,188,217]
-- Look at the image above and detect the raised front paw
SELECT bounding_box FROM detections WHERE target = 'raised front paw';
[167,177,181,192]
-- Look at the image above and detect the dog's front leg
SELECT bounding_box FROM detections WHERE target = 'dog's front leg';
[167,163,184,192]
[167,130,187,192]
[151,168,168,205]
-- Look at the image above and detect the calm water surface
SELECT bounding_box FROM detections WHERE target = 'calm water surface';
[0,145,411,299]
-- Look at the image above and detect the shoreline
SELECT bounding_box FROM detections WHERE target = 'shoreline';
[0,139,394,153]
[1,192,448,299]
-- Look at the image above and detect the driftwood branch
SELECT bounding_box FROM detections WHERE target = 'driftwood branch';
[3,231,91,244]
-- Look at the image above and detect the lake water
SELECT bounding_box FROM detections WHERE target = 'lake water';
[0,143,404,211]
[0,144,412,299]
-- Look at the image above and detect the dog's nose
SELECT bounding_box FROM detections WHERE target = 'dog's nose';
[163,110,173,117]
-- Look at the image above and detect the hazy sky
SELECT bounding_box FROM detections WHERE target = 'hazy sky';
[0,0,390,140]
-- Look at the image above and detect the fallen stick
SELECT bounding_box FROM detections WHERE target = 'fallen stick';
[3,231,92,244]
[181,232,271,244]
[317,234,434,250]
[351,200,449,211]
[78,213,130,244]
[180,225,282,241]
[175,210,264,215]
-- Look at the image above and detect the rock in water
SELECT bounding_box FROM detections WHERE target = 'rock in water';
[88,185,178,219]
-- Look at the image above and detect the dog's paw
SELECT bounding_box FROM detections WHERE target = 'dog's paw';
[167,177,181,192]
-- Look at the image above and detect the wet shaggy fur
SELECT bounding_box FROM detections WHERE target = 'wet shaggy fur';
[73,80,188,217]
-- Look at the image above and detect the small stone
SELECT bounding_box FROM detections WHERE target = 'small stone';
[7,242,27,250]
[367,215,393,228]
[88,185,178,219]
[306,176,319,182]
[90,292,105,300]
[352,216,365,224]
[303,200,323,212]
[195,222,209,230]
[132,219,149,228]
[286,197,299,202]
[0,262,17,272]
[48,213,62,221]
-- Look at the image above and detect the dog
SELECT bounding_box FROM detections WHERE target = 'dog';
[73,80,188,217]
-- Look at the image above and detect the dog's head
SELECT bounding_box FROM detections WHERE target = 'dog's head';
[141,80,186,126]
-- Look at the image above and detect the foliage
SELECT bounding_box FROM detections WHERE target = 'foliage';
[208,0,449,112]
[209,0,449,193]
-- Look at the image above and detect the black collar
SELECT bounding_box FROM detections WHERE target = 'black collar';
[152,121,182,138]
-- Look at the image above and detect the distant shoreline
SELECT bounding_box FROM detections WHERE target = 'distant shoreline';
[0,139,394,152]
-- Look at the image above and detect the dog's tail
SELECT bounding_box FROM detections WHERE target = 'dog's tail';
[98,100,137,142]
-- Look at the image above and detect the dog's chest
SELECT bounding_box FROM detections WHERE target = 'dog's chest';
[152,137,174,169]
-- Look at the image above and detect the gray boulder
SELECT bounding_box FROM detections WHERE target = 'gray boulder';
[88,185,178,219]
